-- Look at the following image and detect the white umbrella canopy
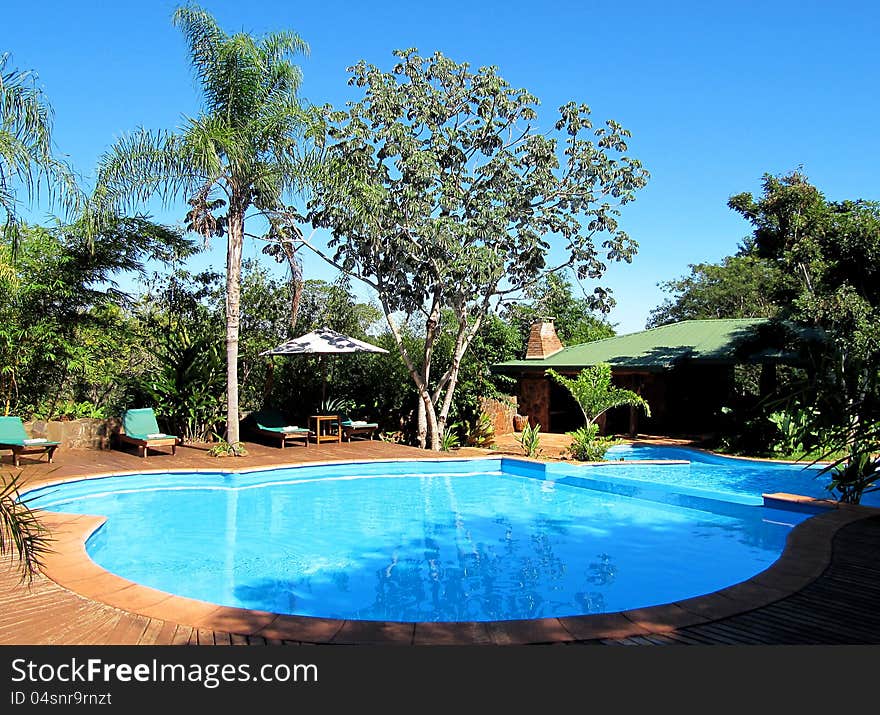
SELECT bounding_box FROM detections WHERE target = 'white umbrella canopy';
[260,327,389,406]
[260,327,389,356]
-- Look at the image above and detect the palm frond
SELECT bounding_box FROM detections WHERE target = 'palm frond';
[92,128,207,227]
[0,53,85,251]
[0,472,52,585]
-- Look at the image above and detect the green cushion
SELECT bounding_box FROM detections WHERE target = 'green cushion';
[0,416,28,443]
[250,409,287,429]
[123,408,176,441]
[0,416,59,446]
[258,424,308,434]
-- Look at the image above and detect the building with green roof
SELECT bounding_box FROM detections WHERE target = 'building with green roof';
[493,318,813,436]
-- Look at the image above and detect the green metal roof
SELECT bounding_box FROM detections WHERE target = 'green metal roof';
[495,318,779,373]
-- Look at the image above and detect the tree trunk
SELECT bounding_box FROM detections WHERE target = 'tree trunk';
[416,396,427,449]
[225,205,244,445]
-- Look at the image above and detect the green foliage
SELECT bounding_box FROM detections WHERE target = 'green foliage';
[0,472,51,584]
[35,401,107,421]
[566,424,617,462]
[461,412,496,448]
[505,273,616,350]
[207,439,249,458]
[440,428,460,452]
[306,48,647,449]
[139,325,225,443]
[547,364,650,428]
[516,422,543,458]
[0,221,191,419]
[820,440,880,504]
[728,171,880,466]
[767,406,820,456]
[648,255,789,328]
[0,53,82,250]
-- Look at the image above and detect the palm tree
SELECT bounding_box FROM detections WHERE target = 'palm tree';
[0,53,81,250]
[92,4,314,446]
[547,364,650,429]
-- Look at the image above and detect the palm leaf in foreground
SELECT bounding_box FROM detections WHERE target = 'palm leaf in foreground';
[0,472,52,584]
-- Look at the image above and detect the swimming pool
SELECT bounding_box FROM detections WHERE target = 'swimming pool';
[603,444,880,507]
[25,457,814,622]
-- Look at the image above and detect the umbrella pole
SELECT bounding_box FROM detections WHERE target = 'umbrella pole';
[321,355,327,406]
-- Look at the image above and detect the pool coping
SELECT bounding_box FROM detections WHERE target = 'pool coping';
[31,458,880,645]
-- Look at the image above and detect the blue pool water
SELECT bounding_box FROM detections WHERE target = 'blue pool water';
[603,444,880,507]
[24,458,812,622]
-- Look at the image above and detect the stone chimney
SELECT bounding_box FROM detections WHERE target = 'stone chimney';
[525,318,564,359]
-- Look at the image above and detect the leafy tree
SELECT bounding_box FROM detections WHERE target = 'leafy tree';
[504,273,615,351]
[647,254,789,328]
[0,53,81,248]
[303,49,648,449]
[0,220,191,417]
[729,171,880,501]
[93,5,314,447]
[547,364,650,429]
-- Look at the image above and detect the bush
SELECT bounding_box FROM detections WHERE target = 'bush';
[516,422,542,458]
[566,424,615,462]
[462,412,495,448]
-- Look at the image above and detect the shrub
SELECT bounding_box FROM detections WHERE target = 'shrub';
[462,412,495,448]
[566,424,611,462]
[440,428,460,452]
[516,422,542,458]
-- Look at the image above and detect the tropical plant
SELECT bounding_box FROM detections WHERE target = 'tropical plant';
[92,4,315,445]
[547,364,650,429]
[140,326,226,443]
[819,442,880,504]
[303,49,648,449]
[767,406,820,456]
[207,437,248,457]
[0,473,51,584]
[566,424,616,462]
[516,422,542,458]
[319,396,356,416]
[0,53,81,250]
[440,427,460,452]
[0,220,190,418]
[461,412,495,448]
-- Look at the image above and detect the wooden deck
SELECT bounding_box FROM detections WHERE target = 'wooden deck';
[2,440,879,645]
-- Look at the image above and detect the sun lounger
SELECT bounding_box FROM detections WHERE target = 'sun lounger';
[248,409,311,448]
[118,408,178,458]
[0,416,60,467]
[340,416,379,442]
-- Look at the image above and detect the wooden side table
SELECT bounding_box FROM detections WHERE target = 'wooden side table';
[309,414,341,443]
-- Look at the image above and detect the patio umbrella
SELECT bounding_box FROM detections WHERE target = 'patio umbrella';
[260,326,389,404]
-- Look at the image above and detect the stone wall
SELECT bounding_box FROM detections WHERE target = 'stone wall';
[24,418,120,450]
[478,396,518,436]
[517,376,550,430]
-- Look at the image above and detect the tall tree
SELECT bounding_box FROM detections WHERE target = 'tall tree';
[647,253,789,328]
[729,171,880,501]
[504,272,615,352]
[302,49,648,449]
[0,53,81,250]
[92,4,313,447]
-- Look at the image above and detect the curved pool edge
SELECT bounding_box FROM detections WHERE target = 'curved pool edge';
[31,462,880,645]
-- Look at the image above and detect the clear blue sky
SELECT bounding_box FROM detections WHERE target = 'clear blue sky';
[3,0,878,334]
